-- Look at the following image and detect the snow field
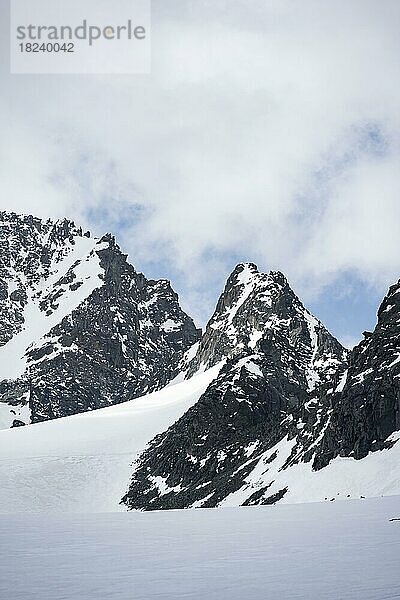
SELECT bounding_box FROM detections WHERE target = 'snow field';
[0,496,399,600]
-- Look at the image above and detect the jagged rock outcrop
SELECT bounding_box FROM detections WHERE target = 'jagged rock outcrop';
[186,263,345,388]
[122,263,348,510]
[313,278,400,468]
[122,269,400,511]
[0,212,200,427]
[0,213,88,346]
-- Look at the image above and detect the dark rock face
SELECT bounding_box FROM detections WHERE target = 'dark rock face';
[122,264,347,510]
[313,279,400,468]
[0,212,200,426]
[122,358,306,510]
[186,264,345,387]
[27,238,200,422]
[123,267,400,511]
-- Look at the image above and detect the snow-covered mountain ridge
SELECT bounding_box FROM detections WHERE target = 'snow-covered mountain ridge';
[0,211,399,512]
[0,212,200,428]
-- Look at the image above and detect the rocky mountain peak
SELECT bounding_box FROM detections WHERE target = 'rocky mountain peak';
[186,262,346,391]
[0,212,201,428]
[377,278,400,329]
[123,271,400,512]
[122,262,352,511]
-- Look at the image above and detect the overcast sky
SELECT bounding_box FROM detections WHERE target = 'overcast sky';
[1,0,399,346]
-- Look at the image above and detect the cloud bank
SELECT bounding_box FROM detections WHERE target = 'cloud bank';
[0,0,399,333]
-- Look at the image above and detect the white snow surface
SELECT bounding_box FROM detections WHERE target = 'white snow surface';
[1,496,399,599]
[0,364,222,513]
[304,310,320,390]
[160,318,182,332]
[0,396,31,430]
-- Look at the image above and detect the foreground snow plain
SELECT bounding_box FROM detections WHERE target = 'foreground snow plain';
[1,496,399,600]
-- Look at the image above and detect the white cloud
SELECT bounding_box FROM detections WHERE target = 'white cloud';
[0,0,399,324]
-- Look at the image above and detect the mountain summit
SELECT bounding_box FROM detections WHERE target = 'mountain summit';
[186,262,346,388]
[0,212,200,427]
[122,263,349,509]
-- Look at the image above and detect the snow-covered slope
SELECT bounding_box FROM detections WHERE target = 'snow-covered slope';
[0,212,200,427]
[0,213,89,347]
[0,356,398,514]
[1,352,398,514]
[1,496,400,600]
[0,364,222,512]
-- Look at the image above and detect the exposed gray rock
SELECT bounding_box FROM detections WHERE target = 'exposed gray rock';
[122,263,347,510]
[313,279,400,468]
[122,267,400,511]
[0,212,200,425]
